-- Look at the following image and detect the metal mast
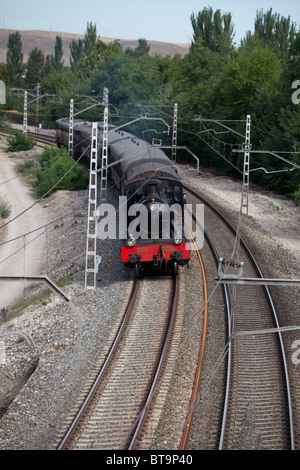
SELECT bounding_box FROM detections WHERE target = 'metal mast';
[85,122,98,290]
[171,102,178,161]
[242,115,251,215]
[23,91,28,133]
[100,88,109,204]
[35,83,41,132]
[68,99,74,157]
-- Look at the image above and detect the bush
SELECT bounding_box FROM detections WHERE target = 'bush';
[18,159,36,174]
[0,195,11,219]
[6,130,36,152]
[0,111,8,128]
[34,146,89,197]
[292,187,300,207]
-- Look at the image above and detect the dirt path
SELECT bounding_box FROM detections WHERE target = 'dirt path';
[0,144,53,310]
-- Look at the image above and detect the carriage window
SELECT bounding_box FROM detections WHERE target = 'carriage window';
[173,186,181,202]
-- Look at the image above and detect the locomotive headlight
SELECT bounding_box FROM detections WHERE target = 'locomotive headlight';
[150,203,158,211]
[174,235,182,245]
[149,198,158,212]
[127,235,136,247]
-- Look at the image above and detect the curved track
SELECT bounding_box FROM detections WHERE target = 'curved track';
[2,125,294,449]
[58,275,178,450]
[182,184,294,450]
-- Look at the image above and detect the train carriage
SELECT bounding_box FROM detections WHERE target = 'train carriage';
[56,117,190,276]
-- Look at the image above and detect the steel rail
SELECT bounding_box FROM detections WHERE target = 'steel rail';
[201,231,232,450]
[179,228,209,449]
[179,212,232,450]
[128,275,179,450]
[183,183,295,450]
[57,277,139,450]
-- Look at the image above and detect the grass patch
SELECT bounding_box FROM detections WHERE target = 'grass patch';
[2,274,75,323]
[56,273,74,288]
[18,159,36,176]
[7,289,52,320]
[0,195,11,219]
[268,201,285,212]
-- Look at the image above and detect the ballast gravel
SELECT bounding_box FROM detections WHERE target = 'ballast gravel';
[0,152,299,450]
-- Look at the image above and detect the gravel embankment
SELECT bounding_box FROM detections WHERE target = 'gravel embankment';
[0,150,299,450]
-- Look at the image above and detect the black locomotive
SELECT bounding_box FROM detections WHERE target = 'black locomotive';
[56,117,190,276]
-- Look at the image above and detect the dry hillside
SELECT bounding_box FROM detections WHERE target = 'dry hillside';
[0,29,189,64]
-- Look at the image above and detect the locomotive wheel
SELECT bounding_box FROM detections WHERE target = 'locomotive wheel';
[173,261,178,277]
[135,264,140,278]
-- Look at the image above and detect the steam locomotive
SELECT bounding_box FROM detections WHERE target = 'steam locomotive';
[56,117,190,276]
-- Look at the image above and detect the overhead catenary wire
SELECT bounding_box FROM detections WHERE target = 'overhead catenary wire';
[2,117,298,449]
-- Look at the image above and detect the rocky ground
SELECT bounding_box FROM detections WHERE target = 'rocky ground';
[0,141,299,449]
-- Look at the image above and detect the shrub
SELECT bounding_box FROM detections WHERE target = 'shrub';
[292,187,300,207]
[0,195,11,219]
[34,146,89,197]
[0,111,7,128]
[268,201,285,211]
[6,130,36,152]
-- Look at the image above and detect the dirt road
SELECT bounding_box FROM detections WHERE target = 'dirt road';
[0,145,51,310]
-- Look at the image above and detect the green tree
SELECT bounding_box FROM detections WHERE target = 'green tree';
[76,39,123,81]
[254,8,297,57]
[42,68,73,98]
[70,22,98,71]
[70,38,85,71]
[191,7,235,55]
[0,63,8,83]
[84,22,98,56]
[90,51,162,108]
[126,38,150,57]
[25,47,45,88]
[172,38,223,120]
[35,146,88,197]
[221,40,282,119]
[52,36,64,71]
[6,31,23,85]
[44,54,53,75]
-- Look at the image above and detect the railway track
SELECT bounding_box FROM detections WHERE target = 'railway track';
[2,122,294,449]
[58,274,180,450]
[182,184,295,450]
[0,127,56,148]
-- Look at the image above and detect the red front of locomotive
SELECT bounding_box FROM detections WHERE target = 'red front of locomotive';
[121,241,190,265]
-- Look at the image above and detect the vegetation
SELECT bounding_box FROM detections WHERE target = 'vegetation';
[18,159,36,175]
[1,9,299,203]
[3,273,75,322]
[6,129,36,152]
[0,194,11,219]
[34,146,88,197]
